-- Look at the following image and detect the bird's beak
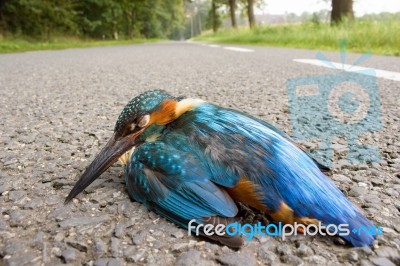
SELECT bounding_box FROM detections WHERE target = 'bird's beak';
[65,129,144,203]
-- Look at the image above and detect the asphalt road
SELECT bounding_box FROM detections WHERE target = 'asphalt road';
[0,42,399,266]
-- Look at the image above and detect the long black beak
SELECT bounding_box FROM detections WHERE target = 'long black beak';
[65,130,143,203]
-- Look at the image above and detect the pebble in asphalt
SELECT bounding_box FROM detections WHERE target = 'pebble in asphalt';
[0,42,399,265]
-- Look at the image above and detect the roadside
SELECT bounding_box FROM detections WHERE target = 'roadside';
[193,20,400,56]
[0,37,162,53]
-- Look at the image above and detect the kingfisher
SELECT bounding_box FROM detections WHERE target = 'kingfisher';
[66,90,375,248]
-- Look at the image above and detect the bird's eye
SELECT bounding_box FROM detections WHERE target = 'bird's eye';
[138,114,150,128]
[130,123,136,131]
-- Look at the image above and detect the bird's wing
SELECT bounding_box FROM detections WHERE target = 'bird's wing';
[231,107,331,172]
[172,103,350,215]
[125,140,243,247]
[171,103,374,246]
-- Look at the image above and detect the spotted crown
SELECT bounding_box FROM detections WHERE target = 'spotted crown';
[114,90,174,133]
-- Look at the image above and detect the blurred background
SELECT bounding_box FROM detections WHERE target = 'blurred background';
[0,0,398,55]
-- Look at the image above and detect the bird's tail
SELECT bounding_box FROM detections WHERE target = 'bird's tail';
[334,209,376,247]
[311,173,377,247]
[269,133,377,247]
[317,195,376,247]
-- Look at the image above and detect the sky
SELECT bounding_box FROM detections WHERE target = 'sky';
[261,0,400,16]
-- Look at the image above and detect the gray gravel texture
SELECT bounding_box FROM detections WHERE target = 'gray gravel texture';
[0,42,399,266]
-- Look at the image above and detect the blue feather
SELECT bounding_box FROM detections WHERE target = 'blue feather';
[125,140,238,224]
[125,101,374,247]
[166,103,375,246]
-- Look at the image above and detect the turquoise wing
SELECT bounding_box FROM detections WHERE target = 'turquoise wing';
[125,139,242,247]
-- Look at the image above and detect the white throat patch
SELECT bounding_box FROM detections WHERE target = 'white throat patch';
[119,147,136,165]
[175,98,204,117]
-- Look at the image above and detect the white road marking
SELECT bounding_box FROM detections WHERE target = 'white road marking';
[294,59,400,82]
[199,42,254,53]
[223,46,254,53]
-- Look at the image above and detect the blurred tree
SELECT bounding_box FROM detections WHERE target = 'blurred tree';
[204,0,222,33]
[246,0,255,28]
[207,0,247,32]
[163,0,185,39]
[238,0,260,28]
[0,0,8,35]
[331,0,353,24]
[311,12,320,25]
[184,0,208,39]
[74,0,118,39]
[0,0,77,39]
[0,0,185,40]
[119,0,137,39]
[211,0,218,32]
[228,0,237,29]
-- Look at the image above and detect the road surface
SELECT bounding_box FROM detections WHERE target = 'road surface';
[0,42,399,265]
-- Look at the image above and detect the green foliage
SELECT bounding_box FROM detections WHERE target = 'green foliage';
[0,37,161,53]
[0,0,185,40]
[194,17,400,56]
[205,1,222,32]
[310,12,321,25]
[0,0,78,39]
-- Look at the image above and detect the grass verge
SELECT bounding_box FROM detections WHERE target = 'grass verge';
[194,20,400,56]
[0,37,162,53]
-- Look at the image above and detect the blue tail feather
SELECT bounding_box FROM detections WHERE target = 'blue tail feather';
[335,209,375,247]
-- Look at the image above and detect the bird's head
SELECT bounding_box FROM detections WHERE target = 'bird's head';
[65,90,203,203]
